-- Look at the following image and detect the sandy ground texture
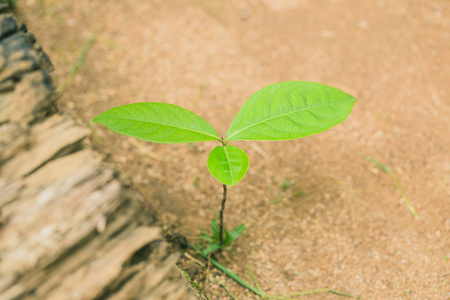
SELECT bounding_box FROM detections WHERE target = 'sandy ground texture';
[17,0,449,299]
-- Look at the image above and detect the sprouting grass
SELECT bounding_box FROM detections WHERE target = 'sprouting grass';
[280,179,296,191]
[267,288,359,299]
[70,35,95,77]
[88,121,102,143]
[59,34,95,92]
[190,245,359,299]
[362,155,419,219]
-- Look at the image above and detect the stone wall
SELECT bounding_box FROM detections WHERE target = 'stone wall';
[0,4,195,299]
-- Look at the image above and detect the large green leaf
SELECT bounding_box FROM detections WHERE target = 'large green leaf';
[93,102,220,143]
[207,145,249,186]
[226,81,356,142]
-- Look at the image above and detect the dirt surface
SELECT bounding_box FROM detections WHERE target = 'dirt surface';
[17,0,449,299]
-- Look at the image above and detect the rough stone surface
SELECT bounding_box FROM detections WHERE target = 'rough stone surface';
[0,7,195,300]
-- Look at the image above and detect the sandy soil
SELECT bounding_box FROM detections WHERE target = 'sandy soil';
[18,0,449,299]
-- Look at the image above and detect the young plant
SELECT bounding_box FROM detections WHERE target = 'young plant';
[93,81,356,248]
[200,218,246,256]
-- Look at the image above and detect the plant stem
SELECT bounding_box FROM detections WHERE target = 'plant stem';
[219,184,227,246]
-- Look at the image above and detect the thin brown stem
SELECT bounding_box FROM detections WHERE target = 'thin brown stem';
[219,184,227,246]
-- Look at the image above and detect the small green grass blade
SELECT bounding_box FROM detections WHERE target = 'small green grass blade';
[70,35,95,77]
[228,224,246,240]
[224,224,246,245]
[211,218,220,241]
[60,35,95,92]
[202,243,221,256]
[220,283,238,300]
[268,288,358,299]
[200,231,215,243]
[208,255,263,296]
[248,263,262,293]
[191,244,358,299]
[362,155,418,219]
[362,155,391,173]
[191,245,264,297]
[390,176,419,219]
[328,288,359,298]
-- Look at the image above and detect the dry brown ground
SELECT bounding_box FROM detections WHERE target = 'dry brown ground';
[17,0,449,299]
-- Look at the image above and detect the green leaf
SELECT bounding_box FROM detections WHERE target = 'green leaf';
[207,145,249,186]
[93,102,220,144]
[226,81,357,141]
[200,231,214,243]
[211,218,219,241]
[224,224,246,245]
[202,243,222,256]
[228,224,246,240]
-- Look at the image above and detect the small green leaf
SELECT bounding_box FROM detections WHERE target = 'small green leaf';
[211,218,219,241]
[207,145,249,186]
[202,243,221,256]
[200,231,214,243]
[228,224,246,240]
[224,224,246,245]
[226,81,356,141]
[93,102,220,144]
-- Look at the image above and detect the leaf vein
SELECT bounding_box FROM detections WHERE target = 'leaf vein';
[99,116,219,140]
[223,147,234,185]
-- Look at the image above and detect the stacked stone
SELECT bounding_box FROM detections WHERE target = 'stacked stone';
[0,4,194,300]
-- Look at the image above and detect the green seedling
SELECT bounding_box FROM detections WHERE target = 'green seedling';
[270,179,297,204]
[220,283,238,300]
[280,179,296,191]
[93,81,356,248]
[59,34,95,92]
[362,155,419,219]
[200,218,246,256]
